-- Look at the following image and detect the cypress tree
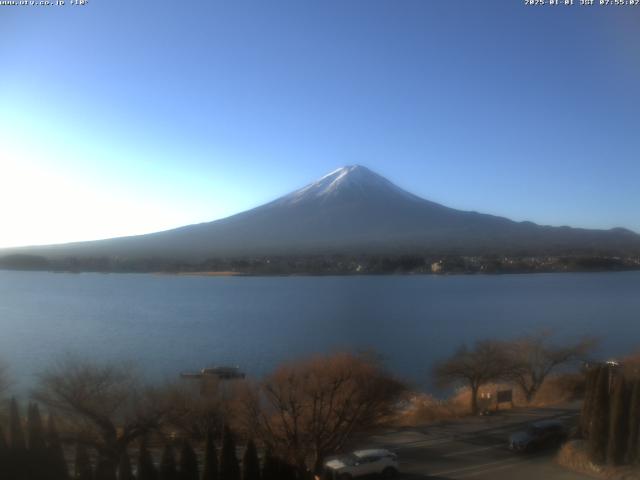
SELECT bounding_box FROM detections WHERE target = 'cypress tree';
[260,448,277,480]
[28,403,48,480]
[27,404,46,449]
[202,430,218,480]
[242,440,260,480]
[285,461,299,480]
[637,427,640,468]
[95,455,118,480]
[580,366,598,438]
[9,398,26,450]
[273,457,295,480]
[160,444,178,480]
[46,414,70,480]
[179,440,199,480]
[220,427,240,480]
[138,438,158,480]
[118,449,135,480]
[9,398,27,480]
[607,377,629,465]
[74,443,94,480]
[626,379,640,464]
[588,365,611,463]
[261,450,296,480]
[0,425,8,480]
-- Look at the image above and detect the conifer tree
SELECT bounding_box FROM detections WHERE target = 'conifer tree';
[179,440,199,480]
[626,379,640,464]
[138,438,158,480]
[9,398,26,450]
[9,398,27,480]
[607,377,629,465]
[588,365,611,463]
[281,462,298,480]
[242,440,260,480]
[202,430,219,480]
[272,457,296,480]
[28,403,48,480]
[580,366,598,438]
[27,403,47,451]
[96,455,118,480]
[0,425,8,480]
[220,427,240,480]
[46,414,70,480]
[118,450,135,480]
[75,443,94,480]
[160,444,178,480]
[260,447,277,480]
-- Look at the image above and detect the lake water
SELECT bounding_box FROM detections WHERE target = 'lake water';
[1,270,639,394]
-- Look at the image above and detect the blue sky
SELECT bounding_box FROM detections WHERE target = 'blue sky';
[1,0,639,247]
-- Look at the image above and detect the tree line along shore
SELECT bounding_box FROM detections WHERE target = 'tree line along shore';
[1,253,639,275]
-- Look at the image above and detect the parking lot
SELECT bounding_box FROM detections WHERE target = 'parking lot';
[357,405,592,479]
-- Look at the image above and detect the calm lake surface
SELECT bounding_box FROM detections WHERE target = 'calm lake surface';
[1,270,639,393]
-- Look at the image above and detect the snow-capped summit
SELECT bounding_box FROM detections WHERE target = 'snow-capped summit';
[276,165,419,205]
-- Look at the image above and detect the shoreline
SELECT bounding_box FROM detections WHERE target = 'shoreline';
[2,267,640,277]
[160,271,248,277]
[2,253,639,277]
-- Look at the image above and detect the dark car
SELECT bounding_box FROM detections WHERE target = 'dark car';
[509,420,567,452]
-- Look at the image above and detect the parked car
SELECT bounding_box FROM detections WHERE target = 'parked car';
[509,419,567,452]
[324,449,399,478]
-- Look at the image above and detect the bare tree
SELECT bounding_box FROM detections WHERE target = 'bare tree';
[434,340,512,415]
[241,352,405,474]
[156,380,228,441]
[505,332,596,403]
[32,356,168,476]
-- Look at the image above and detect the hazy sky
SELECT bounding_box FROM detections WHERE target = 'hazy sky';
[1,1,639,248]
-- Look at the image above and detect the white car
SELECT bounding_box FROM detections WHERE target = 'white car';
[324,449,399,479]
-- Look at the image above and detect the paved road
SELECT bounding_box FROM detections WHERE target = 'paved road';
[357,406,592,480]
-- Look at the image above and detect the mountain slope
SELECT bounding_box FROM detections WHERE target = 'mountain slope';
[4,165,640,260]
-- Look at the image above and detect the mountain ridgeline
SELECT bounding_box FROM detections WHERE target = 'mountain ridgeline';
[2,166,640,273]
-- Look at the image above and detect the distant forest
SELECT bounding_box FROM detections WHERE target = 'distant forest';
[0,253,639,275]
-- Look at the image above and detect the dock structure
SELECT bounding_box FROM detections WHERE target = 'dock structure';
[180,365,246,380]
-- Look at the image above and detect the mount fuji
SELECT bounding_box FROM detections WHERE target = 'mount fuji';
[3,165,640,260]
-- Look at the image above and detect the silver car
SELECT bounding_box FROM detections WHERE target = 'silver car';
[324,449,399,479]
